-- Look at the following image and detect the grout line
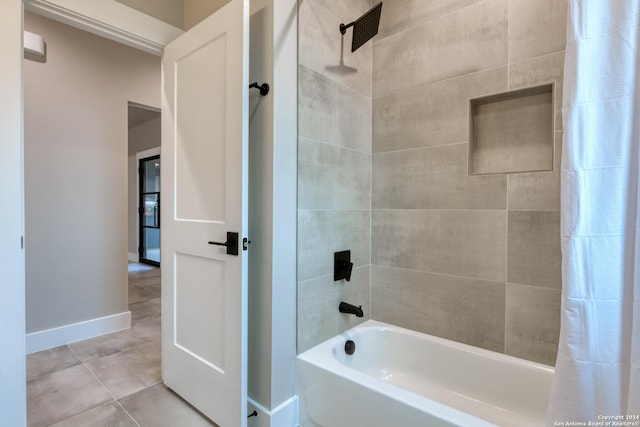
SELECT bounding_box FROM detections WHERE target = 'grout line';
[370,208,509,213]
[504,172,510,355]
[372,63,509,100]
[299,62,372,99]
[298,135,372,156]
[509,49,566,67]
[507,281,562,292]
[115,400,142,427]
[369,90,373,321]
[75,351,141,427]
[373,0,489,46]
[372,141,468,156]
[364,264,504,284]
[506,0,510,87]
[299,208,371,213]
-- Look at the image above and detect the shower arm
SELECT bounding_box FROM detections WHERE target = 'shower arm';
[339,22,355,35]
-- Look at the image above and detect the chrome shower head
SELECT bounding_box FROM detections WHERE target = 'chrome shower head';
[339,2,383,53]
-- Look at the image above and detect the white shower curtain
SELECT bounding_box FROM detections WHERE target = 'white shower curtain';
[548,0,640,424]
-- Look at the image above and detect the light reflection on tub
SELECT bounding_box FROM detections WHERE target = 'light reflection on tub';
[297,320,554,427]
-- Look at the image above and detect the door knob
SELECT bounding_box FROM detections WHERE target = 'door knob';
[208,232,239,256]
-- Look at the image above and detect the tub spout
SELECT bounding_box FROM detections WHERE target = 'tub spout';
[339,301,364,317]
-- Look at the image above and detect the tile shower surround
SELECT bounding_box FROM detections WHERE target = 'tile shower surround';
[298,0,566,366]
[297,0,373,352]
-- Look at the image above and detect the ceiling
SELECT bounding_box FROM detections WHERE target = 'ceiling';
[128,104,160,129]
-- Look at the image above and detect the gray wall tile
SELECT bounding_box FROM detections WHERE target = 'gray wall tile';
[298,137,371,210]
[299,0,372,96]
[318,0,373,27]
[509,51,565,131]
[299,65,371,153]
[373,0,508,97]
[372,209,506,282]
[298,267,370,352]
[508,0,568,63]
[298,210,370,282]
[506,283,560,365]
[507,211,561,289]
[373,143,507,209]
[297,0,564,363]
[508,132,562,211]
[372,265,505,352]
[376,0,485,40]
[373,67,507,153]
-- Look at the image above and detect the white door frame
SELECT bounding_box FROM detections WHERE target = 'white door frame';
[0,2,26,425]
[2,3,182,425]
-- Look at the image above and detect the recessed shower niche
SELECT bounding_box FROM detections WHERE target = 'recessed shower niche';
[469,83,554,175]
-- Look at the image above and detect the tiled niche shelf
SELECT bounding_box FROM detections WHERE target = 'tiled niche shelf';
[469,83,554,175]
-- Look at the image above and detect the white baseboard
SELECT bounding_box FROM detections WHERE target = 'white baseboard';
[128,252,138,262]
[26,311,131,354]
[248,396,299,427]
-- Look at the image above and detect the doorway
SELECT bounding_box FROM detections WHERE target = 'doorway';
[139,155,160,266]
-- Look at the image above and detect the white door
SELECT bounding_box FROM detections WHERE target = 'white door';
[160,1,249,426]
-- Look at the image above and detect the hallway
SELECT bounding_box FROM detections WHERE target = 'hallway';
[26,264,215,427]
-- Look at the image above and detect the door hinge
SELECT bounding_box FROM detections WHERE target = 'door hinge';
[21,236,24,249]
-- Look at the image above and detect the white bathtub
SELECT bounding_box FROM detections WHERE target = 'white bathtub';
[297,320,554,427]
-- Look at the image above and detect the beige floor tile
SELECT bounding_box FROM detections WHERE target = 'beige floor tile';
[85,340,161,400]
[128,282,160,304]
[68,326,149,362]
[120,384,217,427]
[27,346,81,381]
[131,314,160,342]
[129,297,161,321]
[27,364,113,427]
[50,402,137,427]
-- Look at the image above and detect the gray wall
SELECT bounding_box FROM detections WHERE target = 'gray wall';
[24,12,161,333]
[297,0,565,366]
[127,116,161,257]
[297,0,374,353]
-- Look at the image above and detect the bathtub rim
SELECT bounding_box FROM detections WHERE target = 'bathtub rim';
[299,319,555,372]
[297,319,554,427]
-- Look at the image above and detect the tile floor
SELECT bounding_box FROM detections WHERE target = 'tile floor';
[26,263,216,427]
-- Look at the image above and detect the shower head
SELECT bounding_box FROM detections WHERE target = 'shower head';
[339,2,383,53]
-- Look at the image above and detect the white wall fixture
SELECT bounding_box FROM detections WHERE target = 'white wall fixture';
[23,30,46,61]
